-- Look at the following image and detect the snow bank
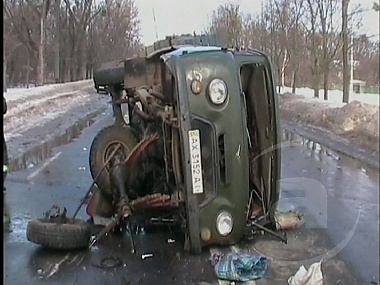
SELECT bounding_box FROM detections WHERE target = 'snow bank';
[280,86,379,107]
[279,92,380,153]
[4,80,93,102]
[3,79,111,162]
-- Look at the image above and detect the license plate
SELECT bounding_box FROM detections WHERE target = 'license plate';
[188,129,204,194]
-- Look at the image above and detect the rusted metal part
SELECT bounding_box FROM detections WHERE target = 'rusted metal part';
[89,199,135,253]
[44,204,68,223]
[123,133,159,167]
[130,193,179,210]
[117,196,132,218]
[89,216,119,248]
[133,106,157,121]
[250,221,288,244]
[148,88,166,102]
[135,88,153,107]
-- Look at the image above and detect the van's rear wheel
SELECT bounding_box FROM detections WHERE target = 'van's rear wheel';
[89,125,137,196]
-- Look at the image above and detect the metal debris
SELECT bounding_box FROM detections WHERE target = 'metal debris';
[288,260,323,285]
[91,257,122,268]
[141,253,154,260]
[275,210,304,231]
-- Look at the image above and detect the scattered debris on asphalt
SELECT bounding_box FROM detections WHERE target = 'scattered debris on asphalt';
[91,256,122,268]
[288,260,323,285]
[167,238,175,243]
[275,210,305,231]
[78,166,86,170]
[210,252,268,282]
[141,253,154,260]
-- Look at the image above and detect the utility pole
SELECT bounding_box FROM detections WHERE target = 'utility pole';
[342,0,350,103]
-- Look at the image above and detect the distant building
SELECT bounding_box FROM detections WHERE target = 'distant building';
[352,79,366,94]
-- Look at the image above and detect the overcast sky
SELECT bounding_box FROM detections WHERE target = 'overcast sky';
[135,0,380,45]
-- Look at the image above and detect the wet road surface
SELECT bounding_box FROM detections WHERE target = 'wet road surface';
[280,132,379,284]
[3,108,379,285]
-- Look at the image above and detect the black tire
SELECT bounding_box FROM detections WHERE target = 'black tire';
[89,125,138,194]
[26,219,91,250]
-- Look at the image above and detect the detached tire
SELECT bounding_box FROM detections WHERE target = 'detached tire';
[89,125,138,194]
[26,219,91,250]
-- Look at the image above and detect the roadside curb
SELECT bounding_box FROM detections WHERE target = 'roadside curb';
[281,120,380,170]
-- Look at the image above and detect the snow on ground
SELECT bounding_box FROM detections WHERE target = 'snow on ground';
[279,87,380,153]
[3,80,111,162]
[3,81,379,161]
[4,80,94,102]
[4,80,99,140]
[280,86,379,107]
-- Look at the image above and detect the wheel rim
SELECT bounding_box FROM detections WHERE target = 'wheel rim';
[103,141,130,174]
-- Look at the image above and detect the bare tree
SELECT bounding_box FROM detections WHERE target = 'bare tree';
[317,0,343,100]
[271,0,305,92]
[206,3,243,48]
[304,0,323,98]
[4,0,52,86]
[90,0,140,72]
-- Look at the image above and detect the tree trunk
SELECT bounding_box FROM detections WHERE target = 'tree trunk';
[291,70,297,94]
[281,50,288,87]
[25,52,30,87]
[54,0,60,83]
[342,0,350,103]
[313,71,320,98]
[36,15,45,86]
[323,66,329,100]
[3,19,6,92]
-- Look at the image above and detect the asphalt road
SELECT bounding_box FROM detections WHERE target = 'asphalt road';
[3,106,379,285]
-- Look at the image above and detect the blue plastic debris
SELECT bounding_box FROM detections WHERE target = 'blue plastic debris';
[210,252,269,282]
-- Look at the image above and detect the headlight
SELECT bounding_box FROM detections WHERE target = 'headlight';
[216,211,233,236]
[208,79,228,105]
